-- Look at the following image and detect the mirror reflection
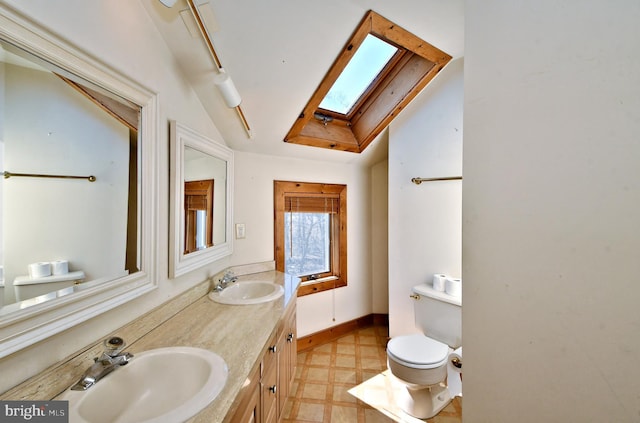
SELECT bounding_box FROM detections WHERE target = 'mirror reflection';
[0,38,141,309]
[183,146,227,254]
[184,179,213,253]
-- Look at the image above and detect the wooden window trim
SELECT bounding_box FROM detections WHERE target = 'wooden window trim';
[284,10,452,153]
[184,179,214,254]
[274,181,347,297]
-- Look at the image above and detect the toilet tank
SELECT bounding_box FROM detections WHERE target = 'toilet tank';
[412,283,461,348]
[13,271,85,302]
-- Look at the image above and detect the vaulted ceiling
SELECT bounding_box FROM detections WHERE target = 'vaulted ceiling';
[141,0,464,166]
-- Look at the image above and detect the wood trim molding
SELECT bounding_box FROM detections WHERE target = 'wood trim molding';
[297,313,389,352]
[274,181,347,297]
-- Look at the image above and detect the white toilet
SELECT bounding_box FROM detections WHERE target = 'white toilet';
[386,282,461,419]
[13,271,85,302]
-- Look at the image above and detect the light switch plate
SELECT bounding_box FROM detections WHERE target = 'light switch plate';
[235,223,246,239]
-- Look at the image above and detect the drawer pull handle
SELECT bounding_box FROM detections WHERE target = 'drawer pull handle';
[269,385,277,394]
[287,333,294,343]
[269,345,277,353]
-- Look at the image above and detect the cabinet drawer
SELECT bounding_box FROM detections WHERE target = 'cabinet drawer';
[261,362,278,423]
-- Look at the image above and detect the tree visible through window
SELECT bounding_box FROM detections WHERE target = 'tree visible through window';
[274,181,347,296]
[285,212,330,277]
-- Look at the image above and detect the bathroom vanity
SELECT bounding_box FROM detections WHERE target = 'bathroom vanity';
[228,296,297,423]
[0,267,299,423]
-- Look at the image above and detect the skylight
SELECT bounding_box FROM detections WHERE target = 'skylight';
[318,34,398,115]
[284,10,452,153]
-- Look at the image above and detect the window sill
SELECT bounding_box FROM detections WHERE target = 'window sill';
[298,276,346,297]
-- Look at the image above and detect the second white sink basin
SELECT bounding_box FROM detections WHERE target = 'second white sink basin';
[60,347,227,423]
[209,281,284,305]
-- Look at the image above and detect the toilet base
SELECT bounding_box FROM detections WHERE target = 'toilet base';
[395,381,451,419]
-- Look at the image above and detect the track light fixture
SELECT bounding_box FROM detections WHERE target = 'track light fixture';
[158,0,252,138]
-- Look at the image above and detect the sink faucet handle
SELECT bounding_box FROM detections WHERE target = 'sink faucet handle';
[219,270,237,283]
[215,270,238,292]
[103,336,127,357]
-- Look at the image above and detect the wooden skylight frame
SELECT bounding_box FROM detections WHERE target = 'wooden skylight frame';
[284,10,452,153]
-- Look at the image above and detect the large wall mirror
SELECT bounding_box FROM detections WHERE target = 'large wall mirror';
[0,6,158,357]
[169,121,233,278]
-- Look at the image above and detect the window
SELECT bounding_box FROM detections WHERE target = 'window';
[319,34,398,115]
[274,181,347,296]
[284,10,452,153]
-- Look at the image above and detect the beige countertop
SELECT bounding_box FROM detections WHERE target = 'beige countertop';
[2,269,299,423]
[133,270,299,423]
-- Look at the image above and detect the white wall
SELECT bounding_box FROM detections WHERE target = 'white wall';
[388,58,463,337]
[463,1,640,421]
[232,151,375,337]
[371,159,388,314]
[0,0,230,393]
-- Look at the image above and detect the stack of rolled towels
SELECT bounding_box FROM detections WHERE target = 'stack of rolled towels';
[432,273,462,297]
[28,260,70,279]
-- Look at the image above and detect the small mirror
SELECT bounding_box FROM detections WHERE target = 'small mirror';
[169,121,233,278]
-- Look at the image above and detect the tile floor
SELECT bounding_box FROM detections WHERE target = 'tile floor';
[282,324,462,423]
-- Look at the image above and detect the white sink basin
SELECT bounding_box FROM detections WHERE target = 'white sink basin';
[208,281,284,305]
[60,347,228,423]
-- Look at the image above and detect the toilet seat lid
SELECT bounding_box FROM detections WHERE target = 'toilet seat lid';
[387,334,449,368]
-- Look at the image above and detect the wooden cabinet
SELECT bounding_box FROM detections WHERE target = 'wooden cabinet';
[227,365,260,423]
[228,299,297,423]
[277,302,297,417]
[261,331,279,423]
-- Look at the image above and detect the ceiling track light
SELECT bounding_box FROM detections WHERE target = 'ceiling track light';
[213,68,241,108]
[182,0,253,138]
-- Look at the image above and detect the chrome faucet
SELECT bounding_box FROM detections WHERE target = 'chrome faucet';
[215,270,238,292]
[71,336,133,391]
